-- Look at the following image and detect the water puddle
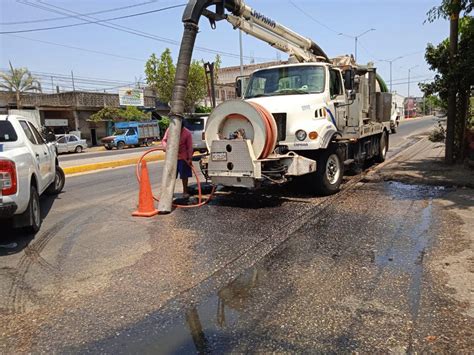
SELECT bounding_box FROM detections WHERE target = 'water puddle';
[135,267,262,354]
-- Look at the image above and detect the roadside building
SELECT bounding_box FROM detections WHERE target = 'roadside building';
[0,89,164,146]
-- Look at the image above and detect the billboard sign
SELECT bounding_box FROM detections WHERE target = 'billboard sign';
[45,119,69,127]
[119,88,144,107]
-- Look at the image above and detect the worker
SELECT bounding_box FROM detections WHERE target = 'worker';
[162,123,193,199]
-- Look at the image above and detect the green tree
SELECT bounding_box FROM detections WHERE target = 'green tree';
[421,1,473,161]
[145,49,220,112]
[90,106,150,122]
[0,62,42,109]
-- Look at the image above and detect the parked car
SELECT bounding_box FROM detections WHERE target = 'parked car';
[0,115,65,233]
[184,114,208,153]
[55,134,87,154]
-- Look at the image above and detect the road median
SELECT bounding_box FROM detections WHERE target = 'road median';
[63,151,165,175]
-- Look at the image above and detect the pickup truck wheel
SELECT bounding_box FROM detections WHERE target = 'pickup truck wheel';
[144,140,151,147]
[75,145,83,153]
[311,146,344,196]
[105,146,113,150]
[375,132,388,163]
[45,166,65,195]
[24,185,41,233]
[117,141,125,150]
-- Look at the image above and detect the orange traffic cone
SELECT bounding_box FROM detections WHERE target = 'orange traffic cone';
[132,160,159,217]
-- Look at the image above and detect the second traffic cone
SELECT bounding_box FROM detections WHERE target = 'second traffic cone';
[132,160,159,217]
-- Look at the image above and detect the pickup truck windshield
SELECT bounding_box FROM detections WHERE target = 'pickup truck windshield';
[245,66,325,98]
[0,121,18,142]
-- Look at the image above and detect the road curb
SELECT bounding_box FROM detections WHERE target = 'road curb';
[63,152,165,175]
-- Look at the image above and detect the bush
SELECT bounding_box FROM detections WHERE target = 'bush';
[429,126,446,142]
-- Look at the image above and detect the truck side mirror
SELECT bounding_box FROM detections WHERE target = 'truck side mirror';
[343,70,354,90]
[235,79,242,98]
[347,89,356,101]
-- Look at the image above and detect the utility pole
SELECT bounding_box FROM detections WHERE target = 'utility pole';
[407,65,418,98]
[239,29,244,77]
[340,28,375,62]
[71,70,76,92]
[380,56,403,92]
[446,0,460,164]
[51,76,54,93]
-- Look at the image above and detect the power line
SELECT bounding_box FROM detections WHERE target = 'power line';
[6,34,146,62]
[0,4,187,34]
[0,0,160,25]
[288,0,340,34]
[16,0,272,62]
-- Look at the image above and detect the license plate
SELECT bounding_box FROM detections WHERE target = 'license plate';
[211,152,227,161]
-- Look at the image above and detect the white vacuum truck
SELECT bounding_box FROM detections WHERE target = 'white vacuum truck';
[158,0,393,213]
[199,2,392,195]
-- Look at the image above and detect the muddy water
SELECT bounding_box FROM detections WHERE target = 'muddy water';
[80,181,468,354]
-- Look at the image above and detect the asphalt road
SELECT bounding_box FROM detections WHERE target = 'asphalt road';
[58,145,155,162]
[2,115,469,353]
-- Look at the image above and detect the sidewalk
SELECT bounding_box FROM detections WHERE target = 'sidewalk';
[376,137,474,188]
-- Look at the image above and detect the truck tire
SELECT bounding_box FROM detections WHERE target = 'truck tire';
[375,132,388,163]
[311,146,344,196]
[117,141,125,150]
[105,146,113,150]
[45,166,65,195]
[144,140,151,147]
[24,185,41,233]
[75,145,83,153]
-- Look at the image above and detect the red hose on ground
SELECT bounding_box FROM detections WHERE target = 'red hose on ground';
[136,148,215,209]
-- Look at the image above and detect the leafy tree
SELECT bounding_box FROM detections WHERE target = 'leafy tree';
[145,49,220,112]
[90,106,150,122]
[421,1,473,161]
[145,50,175,106]
[0,62,42,109]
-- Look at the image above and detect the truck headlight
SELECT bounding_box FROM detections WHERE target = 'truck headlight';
[295,130,307,141]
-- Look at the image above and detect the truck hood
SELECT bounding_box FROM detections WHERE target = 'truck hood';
[101,136,116,143]
[245,93,328,114]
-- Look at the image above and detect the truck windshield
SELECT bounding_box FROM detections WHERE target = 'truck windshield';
[113,129,126,135]
[0,121,18,142]
[245,66,325,98]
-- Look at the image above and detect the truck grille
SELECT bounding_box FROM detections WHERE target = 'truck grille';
[272,113,287,142]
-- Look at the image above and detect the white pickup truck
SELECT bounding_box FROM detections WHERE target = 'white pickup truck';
[0,115,65,233]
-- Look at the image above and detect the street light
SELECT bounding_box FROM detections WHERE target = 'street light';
[407,65,419,98]
[380,56,404,92]
[339,28,376,62]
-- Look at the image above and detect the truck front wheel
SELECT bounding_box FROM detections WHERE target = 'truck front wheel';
[310,146,344,196]
[117,141,125,150]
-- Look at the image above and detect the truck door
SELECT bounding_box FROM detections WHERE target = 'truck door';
[125,128,137,145]
[328,69,347,129]
[19,120,51,192]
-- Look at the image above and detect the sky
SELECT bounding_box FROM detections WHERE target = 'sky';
[0,0,449,97]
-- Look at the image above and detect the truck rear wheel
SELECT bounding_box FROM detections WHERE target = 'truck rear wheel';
[24,185,41,233]
[375,132,388,163]
[310,146,344,196]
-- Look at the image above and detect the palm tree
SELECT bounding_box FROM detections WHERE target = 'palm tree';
[0,61,42,109]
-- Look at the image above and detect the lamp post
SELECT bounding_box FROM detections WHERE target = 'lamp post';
[339,28,375,62]
[380,56,403,92]
[407,65,418,98]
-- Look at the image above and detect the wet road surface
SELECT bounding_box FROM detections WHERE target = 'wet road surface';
[1,116,471,353]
